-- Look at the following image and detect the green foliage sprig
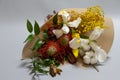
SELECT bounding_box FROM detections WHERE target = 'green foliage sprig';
[24,20,40,43]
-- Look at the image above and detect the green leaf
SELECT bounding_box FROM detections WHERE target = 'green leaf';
[41,59,53,67]
[70,28,76,34]
[24,34,34,43]
[32,60,36,68]
[43,30,49,41]
[54,60,60,67]
[34,21,40,35]
[27,20,33,33]
[40,59,60,67]
[80,34,89,39]
[32,59,49,74]
[32,39,43,51]
[53,13,58,25]
[37,68,48,74]
[91,40,97,43]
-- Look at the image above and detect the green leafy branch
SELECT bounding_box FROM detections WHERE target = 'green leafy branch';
[24,20,45,51]
[30,58,61,77]
[23,19,62,78]
[24,20,40,43]
[24,20,50,51]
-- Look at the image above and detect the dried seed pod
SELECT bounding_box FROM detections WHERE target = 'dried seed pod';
[49,64,62,77]
[56,68,62,75]
[67,52,77,64]
[49,64,56,77]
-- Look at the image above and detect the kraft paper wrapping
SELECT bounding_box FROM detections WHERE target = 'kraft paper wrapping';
[22,8,114,59]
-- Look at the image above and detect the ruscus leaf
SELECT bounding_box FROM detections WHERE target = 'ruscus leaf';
[80,34,89,39]
[34,21,40,35]
[32,39,43,51]
[53,13,58,25]
[27,20,33,33]
[24,34,34,43]
[43,30,49,40]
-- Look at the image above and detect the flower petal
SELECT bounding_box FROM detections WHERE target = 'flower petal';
[52,29,63,38]
[80,38,89,44]
[61,24,70,34]
[68,17,81,28]
[72,49,79,58]
[89,26,104,40]
[58,10,70,23]
[69,38,81,49]
[97,49,107,62]
[80,38,90,51]
[90,42,100,51]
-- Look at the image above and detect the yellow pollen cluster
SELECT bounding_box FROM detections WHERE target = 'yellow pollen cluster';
[72,33,80,38]
[80,6,105,32]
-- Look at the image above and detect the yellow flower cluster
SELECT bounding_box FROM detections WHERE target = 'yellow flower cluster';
[79,6,105,32]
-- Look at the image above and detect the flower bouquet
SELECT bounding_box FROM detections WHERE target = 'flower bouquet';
[22,6,114,78]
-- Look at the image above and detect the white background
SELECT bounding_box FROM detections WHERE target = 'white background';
[0,0,120,80]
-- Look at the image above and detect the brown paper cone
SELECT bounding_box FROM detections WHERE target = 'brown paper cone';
[22,8,114,59]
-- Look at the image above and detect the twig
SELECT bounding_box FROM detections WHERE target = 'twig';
[92,65,99,72]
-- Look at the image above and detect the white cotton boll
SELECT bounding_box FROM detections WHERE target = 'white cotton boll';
[58,10,70,23]
[97,49,107,63]
[90,42,107,63]
[84,51,99,64]
[68,17,81,28]
[61,24,70,34]
[85,51,94,57]
[83,55,90,64]
[69,38,81,49]
[52,29,63,38]
[90,56,98,64]
[83,45,91,51]
[90,53,98,64]
[89,26,104,40]
[79,49,85,56]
